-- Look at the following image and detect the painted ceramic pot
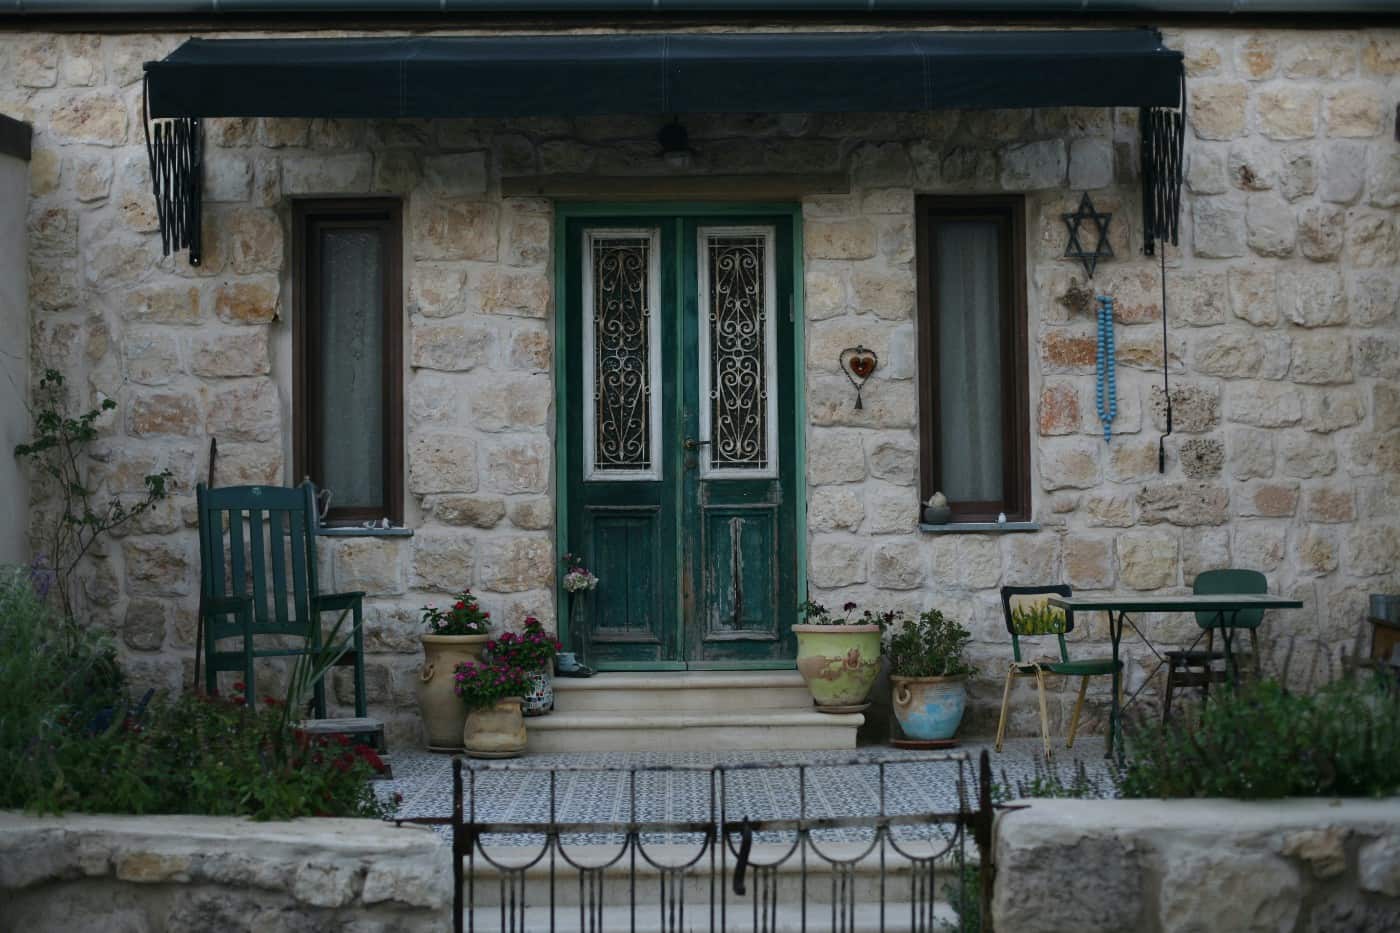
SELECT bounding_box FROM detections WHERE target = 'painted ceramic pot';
[891,674,968,741]
[417,634,491,751]
[464,697,527,759]
[521,667,554,717]
[793,624,883,711]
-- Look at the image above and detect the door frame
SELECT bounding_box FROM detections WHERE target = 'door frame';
[552,201,808,671]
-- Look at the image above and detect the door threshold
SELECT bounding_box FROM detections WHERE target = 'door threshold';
[594,660,797,672]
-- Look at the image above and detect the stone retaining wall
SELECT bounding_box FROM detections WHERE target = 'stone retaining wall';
[2,25,1398,742]
[0,811,451,931]
[993,797,1400,933]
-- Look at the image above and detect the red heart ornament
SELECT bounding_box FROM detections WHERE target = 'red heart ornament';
[848,354,876,379]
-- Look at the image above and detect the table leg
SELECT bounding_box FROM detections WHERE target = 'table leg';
[1220,614,1239,686]
[1107,609,1124,760]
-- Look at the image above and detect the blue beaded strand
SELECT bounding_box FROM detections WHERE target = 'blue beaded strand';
[1095,294,1117,444]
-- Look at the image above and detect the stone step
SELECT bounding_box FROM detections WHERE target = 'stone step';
[526,708,862,753]
[552,670,812,714]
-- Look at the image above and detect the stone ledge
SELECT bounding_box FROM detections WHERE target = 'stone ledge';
[919,521,1041,534]
[317,526,415,538]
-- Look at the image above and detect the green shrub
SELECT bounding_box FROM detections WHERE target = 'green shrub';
[1122,672,1400,800]
[0,567,393,820]
[887,609,976,678]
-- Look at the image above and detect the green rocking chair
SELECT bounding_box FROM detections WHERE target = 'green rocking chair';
[196,481,368,718]
[995,584,1123,759]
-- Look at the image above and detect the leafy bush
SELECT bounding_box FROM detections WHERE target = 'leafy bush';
[0,567,393,820]
[454,660,532,710]
[421,588,491,636]
[1122,672,1400,799]
[487,616,563,672]
[887,609,976,678]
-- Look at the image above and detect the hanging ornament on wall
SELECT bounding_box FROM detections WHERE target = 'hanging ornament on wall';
[1063,192,1113,279]
[1095,295,1118,444]
[840,345,878,410]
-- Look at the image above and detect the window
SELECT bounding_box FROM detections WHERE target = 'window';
[293,199,403,526]
[916,196,1030,523]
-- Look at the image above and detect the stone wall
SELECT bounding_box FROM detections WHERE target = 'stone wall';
[0,811,451,931]
[994,797,1400,932]
[2,26,1398,742]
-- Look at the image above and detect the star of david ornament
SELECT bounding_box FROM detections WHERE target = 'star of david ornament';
[1063,192,1114,279]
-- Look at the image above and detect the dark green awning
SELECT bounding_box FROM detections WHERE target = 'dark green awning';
[144,30,1183,119]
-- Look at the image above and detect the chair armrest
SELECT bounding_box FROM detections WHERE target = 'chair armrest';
[314,591,366,611]
[204,594,253,615]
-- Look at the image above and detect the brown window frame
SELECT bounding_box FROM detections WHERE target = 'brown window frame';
[292,198,404,527]
[915,195,1031,524]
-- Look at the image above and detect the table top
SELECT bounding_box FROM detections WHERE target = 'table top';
[1049,594,1305,613]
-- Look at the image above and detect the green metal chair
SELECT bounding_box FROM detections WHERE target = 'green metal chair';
[996,584,1122,759]
[1162,569,1268,721]
[196,481,367,718]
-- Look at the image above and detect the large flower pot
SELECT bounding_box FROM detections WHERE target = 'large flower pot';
[891,674,968,741]
[464,697,527,759]
[417,634,490,751]
[793,623,882,712]
[521,667,554,717]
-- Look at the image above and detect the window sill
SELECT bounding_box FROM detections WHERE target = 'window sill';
[918,521,1040,534]
[316,526,414,538]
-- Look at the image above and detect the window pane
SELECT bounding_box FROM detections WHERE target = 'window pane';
[703,230,774,475]
[318,228,384,510]
[589,232,656,476]
[935,220,1003,504]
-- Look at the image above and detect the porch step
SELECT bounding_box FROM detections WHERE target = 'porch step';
[533,671,858,753]
[551,670,811,713]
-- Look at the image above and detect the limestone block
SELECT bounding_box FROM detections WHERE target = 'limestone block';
[214,278,279,325]
[507,497,552,531]
[291,861,360,908]
[191,330,270,378]
[1228,140,1279,191]
[227,208,284,274]
[1039,438,1102,490]
[1193,331,1266,378]
[1363,36,1400,74]
[477,536,553,593]
[1192,197,1246,258]
[1228,382,1303,428]
[1004,534,1060,586]
[1348,429,1400,478]
[1064,536,1114,589]
[503,213,551,268]
[1234,522,1287,572]
[1303,388,1366,434]
[211,443,283,486]
[865,484,917,535]
[1280,434,1339,478]
[1239,481,1301,518]
[1359,835,1400,897]
[29,206,77,254]
[1040,328,1098,372]
[1158,850,1302,933]
[409,263,469,318]
[408,433,477,495]
[1181,527,1233,583]
[123,538,192,596]
[122,597,169,652]
[478,267,551,318]
[1345,212,1399,269]
[804,262,848,320]
[869,539,926,590]
[1237,34,1278,80]
[1085,493,1137,527]
[1000,140,1067,190]
[16,35,58,87]
[1190,81,1249,140]
[1228,267,1278,326]
[127,389,200,437]
[1169,270,1228,327]
[849,141,913,187]
[1298,526,1340,574]
[1184,38,1223,76]
[1038,383,1081,436]
[49,91,127,145]
[1180,438,1225,479]
[422,152,488,197]
[483,438,550,494]
[850,267,915,320]
[1303,487,1356,524]
[432,495,505,529]
[1326,85,1386,137]
[808,430,866,485]
[122,333,181,386]
[1256,86,1319,140]
[334,538,406,597]
[469,375,552,432]
[805,220,877,260]
[1137,482,1230,526]
[1282,37,1358,79]
[1297,204,1345,260]
[205,379,281,442]
[411,199,499,262]
[411,533,474,592]
[1067,138,1114,190]
[411,321,491,371]
[1187,145,1227,195]
[1279,146,1318,201]
[257,117,310,147]
[939,146,998,188]
[1289,333,1353,385]
[1350,272,1397,326]
[809,537,868,587]
[1151,384,1221,434]
[281,154,372,195]
[1346,524,1400,576]
[1356,334,1400,380]
[807,376,916,429]
[509,325,552,372]
[204,154,253,203]
[1368,152,1400,209]
[808,486,864,532]
[1320,141,1367,204]
[1375,384,1400,431]
[995,833,1145,933]
[373,150,421,193]
[866,437,918,486]
[1108,440,1163,482]
[1116,532,1179,590]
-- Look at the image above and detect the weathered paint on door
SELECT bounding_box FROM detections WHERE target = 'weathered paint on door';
[563,214,798,668]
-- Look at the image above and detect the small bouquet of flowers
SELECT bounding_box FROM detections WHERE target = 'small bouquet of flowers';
[561,553,599,594]
[421,588,491,636]
[487,616,564,672]
[452,660,531,710]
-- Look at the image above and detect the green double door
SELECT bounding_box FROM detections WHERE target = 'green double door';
[563,212,799,668]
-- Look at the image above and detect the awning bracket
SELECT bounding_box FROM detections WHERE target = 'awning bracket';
[142,74,203,266]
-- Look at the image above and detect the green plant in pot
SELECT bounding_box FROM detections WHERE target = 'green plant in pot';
[416,589,492,752]
[793,600,894,713]
[886,609,977,743]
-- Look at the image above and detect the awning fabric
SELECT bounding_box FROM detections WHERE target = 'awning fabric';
[144,30,1183,119]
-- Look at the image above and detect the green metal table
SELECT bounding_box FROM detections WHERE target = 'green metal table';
[1048,594,1304,760]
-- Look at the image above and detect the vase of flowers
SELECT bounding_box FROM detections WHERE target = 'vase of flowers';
[561,553,599,671]
[792,600,895,712]
[416,589,492,751]
[455,660,530,759]
[487,616,563,717]
[887,609,977,743]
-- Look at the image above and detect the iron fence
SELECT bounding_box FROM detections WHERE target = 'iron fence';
[401,751,995,933]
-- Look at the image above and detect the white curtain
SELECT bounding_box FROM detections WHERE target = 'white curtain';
[934,221,1002,504]
[319,229,384,510]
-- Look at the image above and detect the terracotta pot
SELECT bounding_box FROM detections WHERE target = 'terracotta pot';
[792,623,882,711]
[891,674,968,741]
[521,667,554,717]
[464,697,527,759]
[417,634,490,751]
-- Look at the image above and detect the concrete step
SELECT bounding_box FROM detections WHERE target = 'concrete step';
[526,708,862,754]
[551,671,812,714]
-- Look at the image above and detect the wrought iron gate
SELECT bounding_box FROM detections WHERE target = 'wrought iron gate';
[402,750,995,933]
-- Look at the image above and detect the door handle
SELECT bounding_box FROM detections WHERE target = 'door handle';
[684,438,712,451]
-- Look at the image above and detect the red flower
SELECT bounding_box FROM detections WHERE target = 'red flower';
[232,696,246,706]
[232,681,246,692]
[454,601,465,610]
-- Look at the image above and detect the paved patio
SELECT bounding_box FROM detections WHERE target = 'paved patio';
[374,737,1119,844]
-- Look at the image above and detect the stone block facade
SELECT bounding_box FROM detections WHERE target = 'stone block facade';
[3,26,1398,741]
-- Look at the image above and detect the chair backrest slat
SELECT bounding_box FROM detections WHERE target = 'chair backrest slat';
[268,508,290,629]
[288,506,311,631]
[203,500,226,597]
[247,508,269,625]
[227,509,247,600]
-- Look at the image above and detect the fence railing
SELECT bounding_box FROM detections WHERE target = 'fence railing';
[401,750,996,933]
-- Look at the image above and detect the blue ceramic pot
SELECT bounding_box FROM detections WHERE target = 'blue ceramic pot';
[891,675,967,741]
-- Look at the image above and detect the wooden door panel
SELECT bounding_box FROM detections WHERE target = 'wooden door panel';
[586,505,664,644]
[700,502,780,641]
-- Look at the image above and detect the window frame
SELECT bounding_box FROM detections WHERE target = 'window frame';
[915,195,1031,524]
[292,198,404,527]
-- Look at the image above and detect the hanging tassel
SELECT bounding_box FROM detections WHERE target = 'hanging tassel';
[142,75,203,266]
[1095,295,1117,444]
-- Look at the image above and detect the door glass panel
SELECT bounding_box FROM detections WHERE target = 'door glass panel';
[584,229,662,480]
[698,227,777,478]
[318,228,384,509]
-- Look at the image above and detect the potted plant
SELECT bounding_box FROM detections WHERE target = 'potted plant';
[793,600,894,712]
[560,553,599,674]
[416,589,492,751]
[886,609,977,742]
[455,660,530,759]
[487,616,563,717]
